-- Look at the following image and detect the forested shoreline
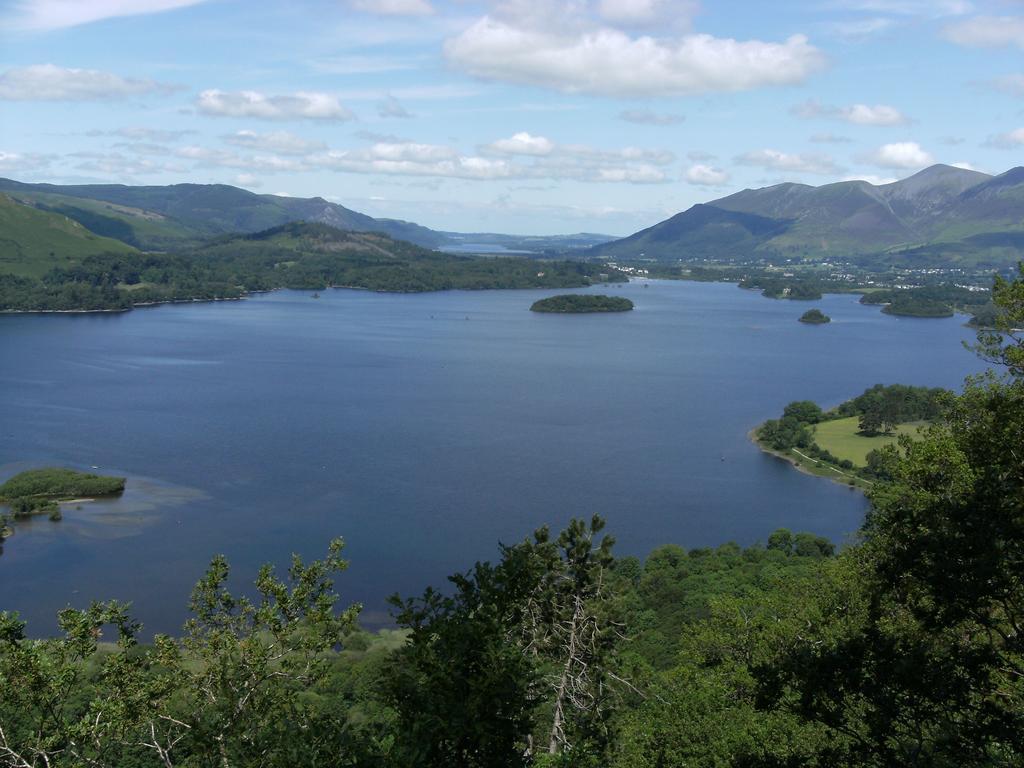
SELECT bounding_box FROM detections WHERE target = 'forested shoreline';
[0,222,626,313]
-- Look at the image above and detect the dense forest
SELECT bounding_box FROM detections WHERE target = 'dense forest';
[0,266,1022,766]
[0,223,626,312]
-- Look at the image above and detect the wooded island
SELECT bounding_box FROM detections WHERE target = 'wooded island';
[530,294,634,313]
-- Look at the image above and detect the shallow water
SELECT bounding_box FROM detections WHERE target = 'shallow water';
[0,280,988,634]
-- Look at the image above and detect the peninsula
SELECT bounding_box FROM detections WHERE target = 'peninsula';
[530,294,634,313]
[752,384,944,489]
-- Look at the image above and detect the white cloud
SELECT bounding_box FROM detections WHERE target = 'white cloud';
[87,126,195,142]
[792,98,909,125]
[196,90,354,121]
[943,16,1024,49]
[444,18,825,97]
[0,64,175,100]
[0,150,52,173]
[485,132,555,156]
[685,164,730,186]
[223,130,327,155]
[842,103,909,125]
[362,142,458,162]
[70,150,186,177]
[323,138,673,183]
[735,148,841,175]
[319,144,513,180]
[619,109,685,126]
[983,127,1024,149]
[950,161,978,171]
[176,145,308,173]
[4,0,209,31]
[166,129,677,185]
[346,0,434,15]
[377,95,413,118]
[863,141,934,168]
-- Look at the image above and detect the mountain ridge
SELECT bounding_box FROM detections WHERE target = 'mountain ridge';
[593,164,1024,267]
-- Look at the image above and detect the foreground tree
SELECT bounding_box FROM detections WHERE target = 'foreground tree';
[0,539,361,768]
[386,516,628,767]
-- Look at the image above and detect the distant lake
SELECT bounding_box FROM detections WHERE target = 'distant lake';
[0,280,988,635]
[438,243,534,254]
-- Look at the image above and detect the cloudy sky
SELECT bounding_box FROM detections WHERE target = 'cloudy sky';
[1,0,1023,234]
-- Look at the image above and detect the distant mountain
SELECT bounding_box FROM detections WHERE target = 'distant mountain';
[592,165,1024,268]
[0,178,449,251]
[0,193,136,278]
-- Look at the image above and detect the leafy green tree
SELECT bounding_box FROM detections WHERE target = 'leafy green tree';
[0,540,362,768]
[858,402,884,435]
[766,528,793,554]
[386,554,543,768]
[386,516,628,767]
[793,532,834,559]
[973,262,1024,376]
[0,602,155,768]
[782,400,823,425]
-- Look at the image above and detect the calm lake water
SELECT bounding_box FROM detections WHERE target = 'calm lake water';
[0,280,988,634]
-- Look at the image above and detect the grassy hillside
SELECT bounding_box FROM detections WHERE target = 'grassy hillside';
[0,194,137,278]
[2,189,198,250]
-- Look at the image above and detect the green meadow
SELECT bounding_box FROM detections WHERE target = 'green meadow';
[813,416,927,466]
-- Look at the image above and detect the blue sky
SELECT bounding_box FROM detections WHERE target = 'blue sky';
[1,0,1023,235]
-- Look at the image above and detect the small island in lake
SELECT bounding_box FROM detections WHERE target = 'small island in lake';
[799,308,831,324]
[0,468,126,523]
[530,294,634,313]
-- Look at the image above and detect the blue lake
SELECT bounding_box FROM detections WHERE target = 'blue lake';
[0,280,989,634]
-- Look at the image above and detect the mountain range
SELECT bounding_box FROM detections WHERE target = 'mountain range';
[2,164,1022,272]
[0,178,613,256]
[591,164,1024,268]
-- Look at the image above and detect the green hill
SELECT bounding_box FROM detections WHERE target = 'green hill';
[0,194,137,278]
[0,178,449,251]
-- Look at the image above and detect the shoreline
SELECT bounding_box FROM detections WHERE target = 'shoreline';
[747,426,870,492]
[0,295,249,316]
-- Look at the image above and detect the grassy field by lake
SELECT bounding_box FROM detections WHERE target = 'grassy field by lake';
[813,417,926,466]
